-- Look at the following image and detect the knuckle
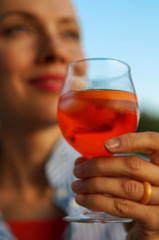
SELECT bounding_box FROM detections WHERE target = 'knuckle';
[126,134,137,147]
[125,155,144,171]
[147,131,159,141]
[152,208,159,228]
[123,180,142,200]
[147,132,159,153]
[84,194,102,211]
[91,178,101,191]
[114,199,134,215]
[143,207,159,229]
[93,157,105,174]
[123,180,138,195]
[91,197,102,210]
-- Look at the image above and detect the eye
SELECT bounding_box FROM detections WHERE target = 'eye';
[2,25,29,36]
[63,30,80,40]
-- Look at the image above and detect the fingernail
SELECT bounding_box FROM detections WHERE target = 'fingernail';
[71,180,82,192]
[75,157,87,166]
[75,194,85,203]
[105,138,120,149]
[73,163,85,177]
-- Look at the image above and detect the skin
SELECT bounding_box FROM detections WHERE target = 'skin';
[0,0,84,220]
[0,0,83,129]
[72,131,159,240]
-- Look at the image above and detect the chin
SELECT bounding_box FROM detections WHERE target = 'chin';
[22,111,58,130]
[38,113,58,125]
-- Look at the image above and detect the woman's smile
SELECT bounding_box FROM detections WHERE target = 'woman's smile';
[29,73,66,92]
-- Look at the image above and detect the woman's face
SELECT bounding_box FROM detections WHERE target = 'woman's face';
[0,0,84,129]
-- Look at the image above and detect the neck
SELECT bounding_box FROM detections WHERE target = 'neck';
[0,124,61,189]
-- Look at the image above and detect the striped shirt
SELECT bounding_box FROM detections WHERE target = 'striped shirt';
[0,137,127,240]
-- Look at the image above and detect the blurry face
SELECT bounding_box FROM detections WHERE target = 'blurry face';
[0,0,84,129]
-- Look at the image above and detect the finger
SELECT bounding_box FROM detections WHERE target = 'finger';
[75,157,87,166]
[72,178,159,205]
[72,178,144,201]
[75,194,159,229]
[105,132,159,164]
[73,155,159,186]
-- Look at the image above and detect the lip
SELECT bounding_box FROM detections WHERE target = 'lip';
[29,74,66,92]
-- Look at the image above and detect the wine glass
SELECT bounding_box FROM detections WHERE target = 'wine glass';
[57,58,139,223]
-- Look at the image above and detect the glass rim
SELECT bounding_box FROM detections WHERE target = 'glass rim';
[68,57,131,70]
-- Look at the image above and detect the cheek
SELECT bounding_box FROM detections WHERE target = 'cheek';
[68,44,85,62]
[0,43,35,112]
[0,43,35,74]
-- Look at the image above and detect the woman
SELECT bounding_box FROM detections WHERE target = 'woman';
[0,0,128,239]
[0,0,86,239]
[0,0,158,240]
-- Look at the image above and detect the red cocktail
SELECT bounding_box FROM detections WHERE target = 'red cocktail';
[58,89,138,157]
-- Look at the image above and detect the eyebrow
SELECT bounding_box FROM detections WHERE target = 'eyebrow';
[58,17,79,25]
[0,10,79,26]
[0,11,35,21]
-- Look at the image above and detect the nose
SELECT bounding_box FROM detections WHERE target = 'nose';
[36,32,69,65]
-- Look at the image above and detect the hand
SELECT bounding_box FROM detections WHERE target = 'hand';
[72,132,159,240]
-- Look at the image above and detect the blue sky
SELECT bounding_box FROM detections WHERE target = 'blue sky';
[73,0,159,116]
